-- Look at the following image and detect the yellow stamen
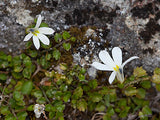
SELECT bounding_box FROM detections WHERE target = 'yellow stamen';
[33,33,37,36]
[113,65,119,71]
[35,30,40,33]
[28,28,40,36]
[32,30,39,36]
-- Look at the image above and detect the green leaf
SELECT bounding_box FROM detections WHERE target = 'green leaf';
[95,102,105,111]
[25,41,32,49]
[49,111,55,119]
[141,81,151,89]
[63,92,71,102]
[119,106,130,118]
[60,63,68,70]
[80,68,86,74]
[40,22,49,27]
[133,67,147,77]
[4,87,11,94]
[132,97,149,106]
[37,97,46,104]
[62,31,71,40]
[77,99,87,112]
[53,49,61,60]
[12,72,23,79]
[154,68,160,74]
[45,104,54,112]
[59,116,64,120]
[12,56,21,66]
[118,99,127,108]
[14,81,23,91]
[22,67,32,79]
[33,90,43,98]
[7,55,12,62]
[88,79,98,89]
[152,74,160,84]
[107,107,115,116]
[39,55,50,69]
[89,92,102,102]
[20,53,27,59]
[0,73,7,80]
[54,101,65,112]
[136,88,146,99]
[70,37,76,42]
[27,105,34,111]
[72,86,83,99]
[46,53,52,60]
[45,70,55,78]
[0,61,9,69]
[104,95,110,107]
[54,33,62,42]
[10,79,16,85]
[1,106,11,115]
[60,84,68,92]
[46,88,55,98]
[28,49,38,58]
[78,74,87,82]
[17,111,28,120]
[152,68,160,84]
[100,87,117,102]
[139,112,145,119]
[21,81,33,95]
[103,107,115,120]
[139,106,152,119]
[155,84,160,91]
[55,91,63,100]
[22,65,35,79]
[124,87,137,96]
[5,114,16,120]
[56,111,64,119]
[88,101,96,111]
[63,43,71,51]
[83,85,90,92]
[0,51,7,59]
[13,91,24,101]
[14,66,23,72]
[23,56,32,66]
[142,105,152,116]
[103,114,111,120]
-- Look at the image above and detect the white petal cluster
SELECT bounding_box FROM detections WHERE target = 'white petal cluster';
[24,15,55,50]
[92,47,139,84]
[34,104,45,118]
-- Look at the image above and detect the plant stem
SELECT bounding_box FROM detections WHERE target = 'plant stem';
[39,86,51,104]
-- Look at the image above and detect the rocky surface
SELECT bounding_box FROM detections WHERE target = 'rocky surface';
[0,0,160,74]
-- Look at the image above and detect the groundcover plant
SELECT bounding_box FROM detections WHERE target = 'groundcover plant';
[0,15,160,120]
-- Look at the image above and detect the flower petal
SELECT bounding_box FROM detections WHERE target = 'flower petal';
[112,47,122,66]
[35,15,42,28]
[116,68,124,83]
[99,50,116,68]
[91,62,113,71]
[38,27,55,35]
[122,56,139,68]
[109,72,116,84]
[37,33,50,45]
[24,33,33,41]
[33,36,40,50]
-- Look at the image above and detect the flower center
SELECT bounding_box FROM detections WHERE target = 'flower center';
[28,28,40,36]
[113,65,119,71]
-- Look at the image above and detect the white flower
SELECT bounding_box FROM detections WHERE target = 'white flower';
[92,47,139,84]
[24,15,55,50]
[34,104,45,118]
